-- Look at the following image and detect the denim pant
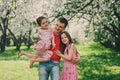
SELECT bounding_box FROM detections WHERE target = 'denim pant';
[38,60,60,80]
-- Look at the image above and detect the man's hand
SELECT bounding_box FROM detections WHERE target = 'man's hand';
[71,52,80,64]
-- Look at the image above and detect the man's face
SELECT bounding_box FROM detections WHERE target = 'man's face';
[54,21,65,34]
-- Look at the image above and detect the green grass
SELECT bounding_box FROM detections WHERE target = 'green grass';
[0,61,38,80]
[0,46,38,80]
[0,42,120,80]
[76,42,120,80]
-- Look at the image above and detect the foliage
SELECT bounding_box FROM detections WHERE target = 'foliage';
[0,0,36,52]
[1,0,120,51]
[51,0,120,50]
[0,0,16,51]
[93,0,120,50]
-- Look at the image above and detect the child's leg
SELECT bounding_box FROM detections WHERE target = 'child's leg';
[29,58,35,68]
[29,55,39,68]
[29,53,50,68]
[18,50,34,59]
[31,50,52,63]
[29,50,43,68]
[29,50,53,68]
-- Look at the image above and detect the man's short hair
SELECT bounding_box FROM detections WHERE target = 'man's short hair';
[58,17,68,28]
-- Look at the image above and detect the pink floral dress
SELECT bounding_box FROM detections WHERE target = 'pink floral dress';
[34,27,53,60]
[60,45,78,80]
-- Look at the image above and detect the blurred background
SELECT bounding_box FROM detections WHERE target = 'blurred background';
[0,0,120,80]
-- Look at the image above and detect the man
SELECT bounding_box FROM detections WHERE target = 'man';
[38,17,80,80]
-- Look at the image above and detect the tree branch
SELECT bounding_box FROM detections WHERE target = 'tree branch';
[103,24,116,37]
[113,1,120,20]
[68,0,94,21]
[0,23,4,33]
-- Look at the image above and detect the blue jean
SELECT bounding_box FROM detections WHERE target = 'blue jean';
[38,60,60,80]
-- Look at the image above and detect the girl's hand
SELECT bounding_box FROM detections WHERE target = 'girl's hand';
[54,50,62,56]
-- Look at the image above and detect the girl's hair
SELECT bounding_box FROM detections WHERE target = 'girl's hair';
[60,31,73,54]
[36,16,46,26]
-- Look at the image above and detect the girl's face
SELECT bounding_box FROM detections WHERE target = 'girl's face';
[61,33,69,45]
[40,18,48,29]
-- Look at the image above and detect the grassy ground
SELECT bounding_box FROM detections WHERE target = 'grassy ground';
[76,42,120,80]
[0,46,38,80]
[0,42,120,80]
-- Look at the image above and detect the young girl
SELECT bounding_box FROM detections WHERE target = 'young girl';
[55,31,80,80]
[18,16,55,68]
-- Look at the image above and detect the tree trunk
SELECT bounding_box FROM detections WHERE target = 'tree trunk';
[1,34,6,52]
[115,37,120,50]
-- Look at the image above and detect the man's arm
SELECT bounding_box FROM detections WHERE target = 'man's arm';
[71,50,80,64]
